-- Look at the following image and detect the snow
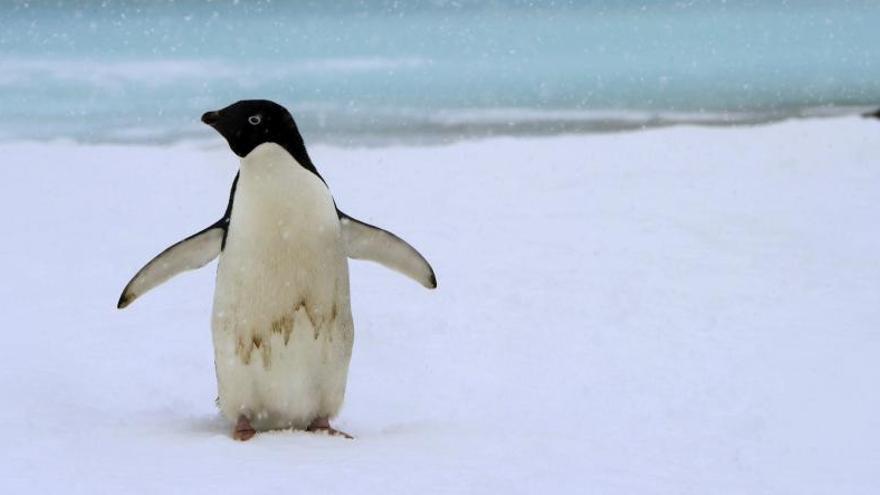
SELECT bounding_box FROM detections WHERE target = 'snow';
[1,117,879,493]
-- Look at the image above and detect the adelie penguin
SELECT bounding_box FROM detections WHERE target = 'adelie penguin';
[117,100,436,440]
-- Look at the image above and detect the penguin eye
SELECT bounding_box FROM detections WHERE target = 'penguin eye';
[248,115,262,126]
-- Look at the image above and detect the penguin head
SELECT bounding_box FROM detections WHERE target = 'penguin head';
[201,100,306,158]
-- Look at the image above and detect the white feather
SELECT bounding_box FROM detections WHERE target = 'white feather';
[211,143,354,430]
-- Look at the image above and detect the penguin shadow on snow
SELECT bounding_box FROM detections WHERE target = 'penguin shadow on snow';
[179,413,230,437]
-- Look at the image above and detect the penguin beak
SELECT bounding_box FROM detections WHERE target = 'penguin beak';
[201,110,221,126]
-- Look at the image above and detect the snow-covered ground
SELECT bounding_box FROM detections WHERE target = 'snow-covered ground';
[1,117,878,494]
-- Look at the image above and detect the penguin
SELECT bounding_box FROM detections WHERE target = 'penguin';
[117,100,436,440]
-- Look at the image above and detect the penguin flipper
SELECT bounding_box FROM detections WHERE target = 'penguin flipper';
[339,212,437,289]
[117,223,225,309]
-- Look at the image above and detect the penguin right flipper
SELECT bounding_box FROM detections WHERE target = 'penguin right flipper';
[118,174,238,309]
[339,211,437,289]
[117,223,225,309]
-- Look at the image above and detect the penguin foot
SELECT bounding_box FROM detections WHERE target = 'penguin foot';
[233,415,256,441]
[306,417,353,439]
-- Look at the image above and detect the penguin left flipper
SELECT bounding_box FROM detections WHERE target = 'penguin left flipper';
[117,222,226,309]
[339,211,437,289]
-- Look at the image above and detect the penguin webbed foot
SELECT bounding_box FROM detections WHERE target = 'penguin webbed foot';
[233,414,256,441]
[306,417,354,439]
[231,415,353,441]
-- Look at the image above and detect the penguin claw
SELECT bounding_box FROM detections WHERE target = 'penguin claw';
[233,415,256,441]
[306,417,354,439]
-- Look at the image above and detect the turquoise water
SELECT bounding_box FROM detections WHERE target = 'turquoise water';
[1,0,879,144]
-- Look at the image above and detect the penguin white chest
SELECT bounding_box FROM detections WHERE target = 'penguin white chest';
[211,143,354,430]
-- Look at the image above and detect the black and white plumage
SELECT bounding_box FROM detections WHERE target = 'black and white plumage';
[118,100,436,437]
